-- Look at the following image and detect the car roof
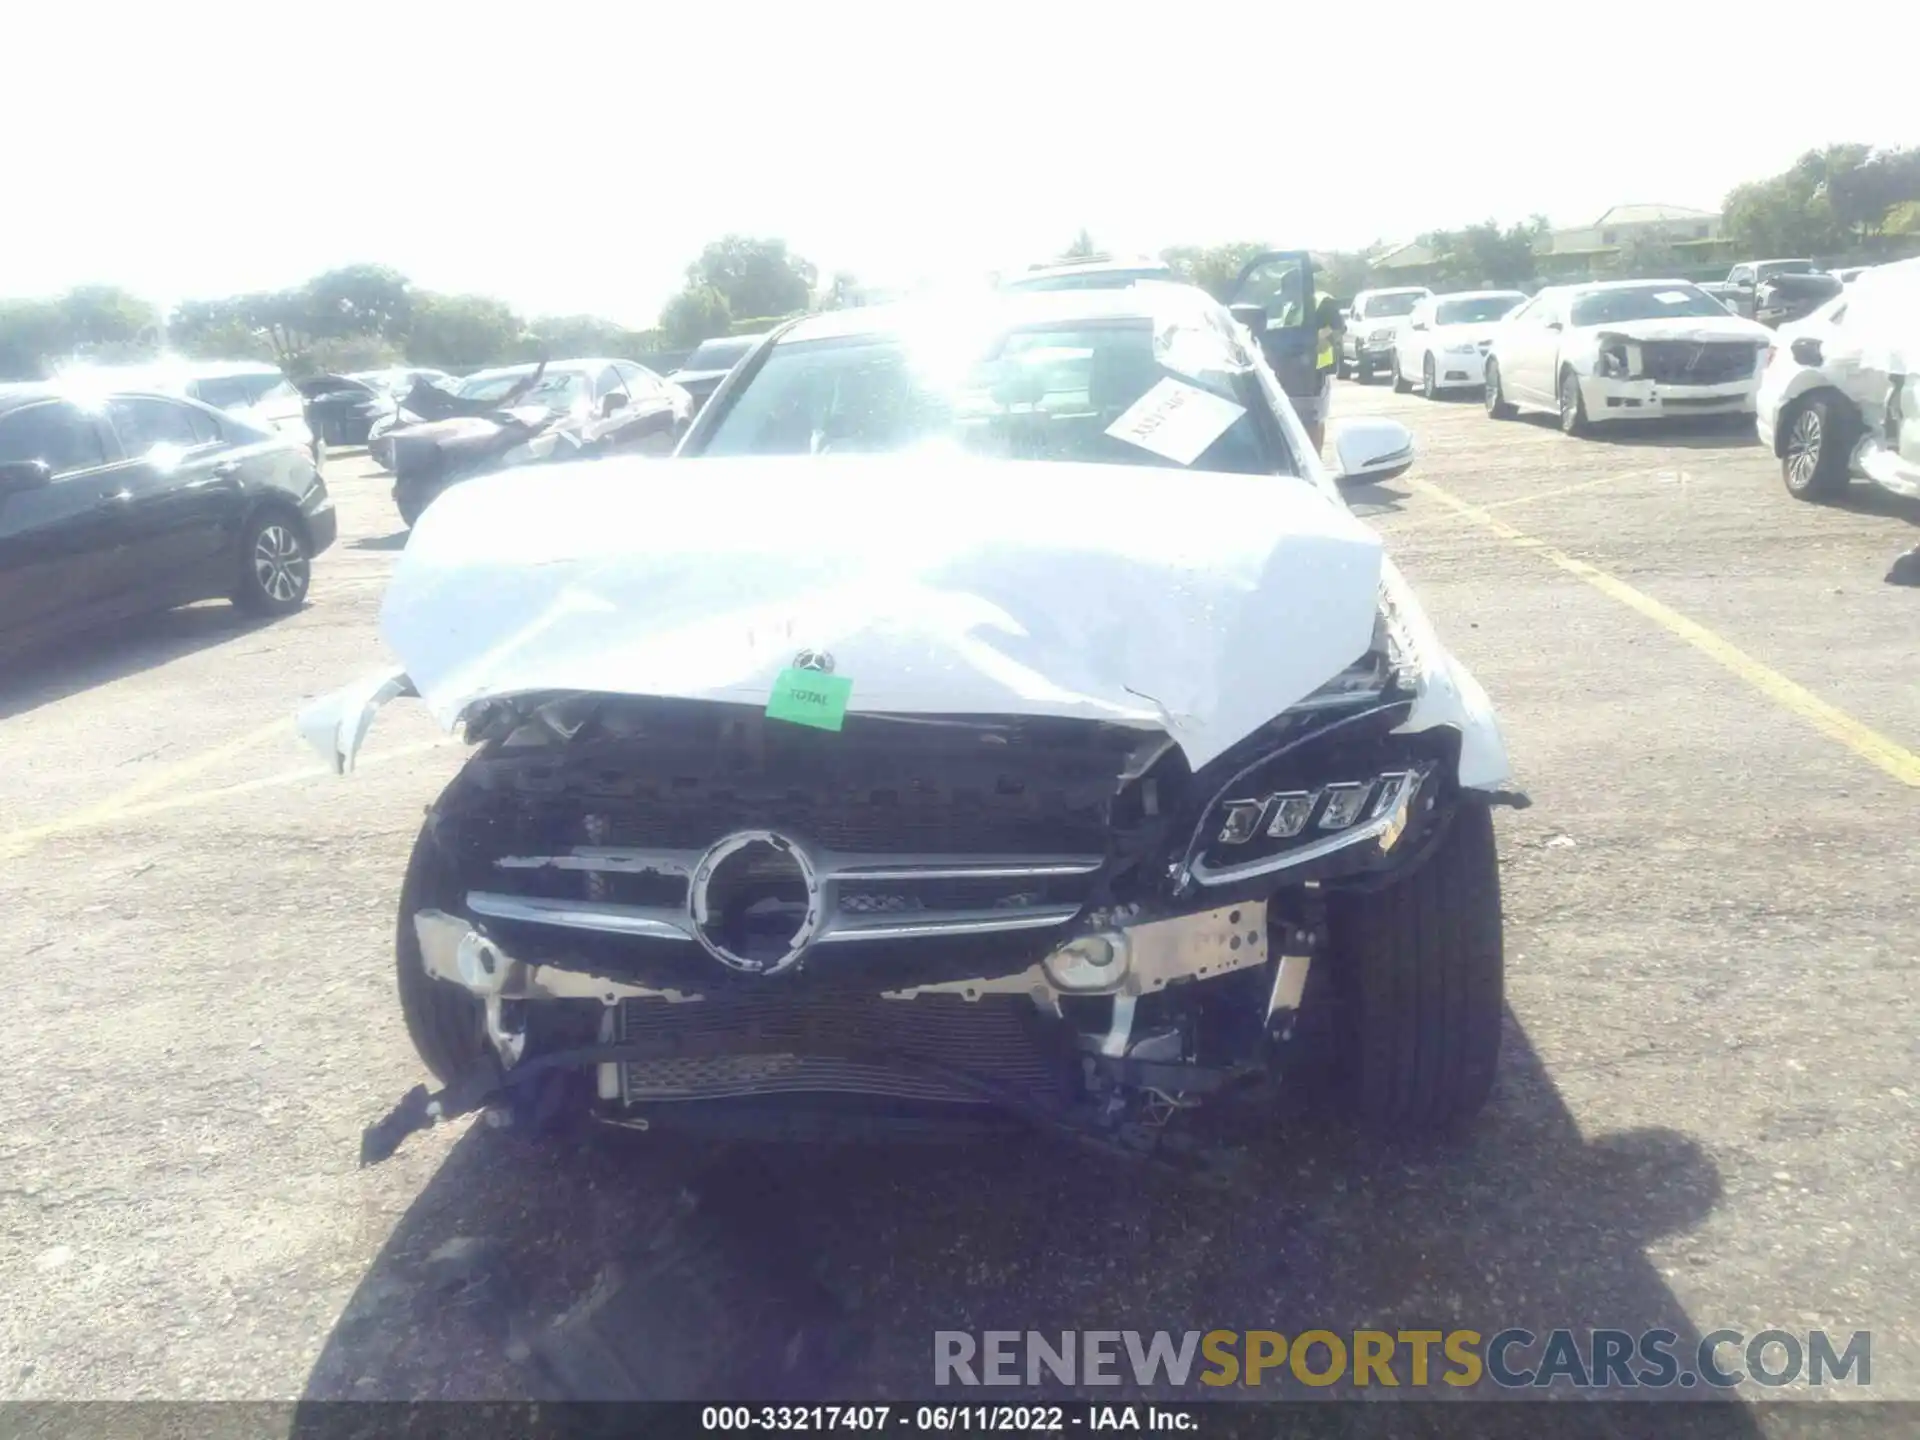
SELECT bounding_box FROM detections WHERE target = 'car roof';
[1010,258,1174,279]
[0,381,229,417]
[460,359,612,381]
[1547,278,1703,297]
[1431,288,1527,301]
[1357,286,1432,297]
[152,359,287,378]
[775,283,1230,347]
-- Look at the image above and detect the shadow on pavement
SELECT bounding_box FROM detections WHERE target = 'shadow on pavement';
[1341,478,1413,520]
[1829,484,1920,526]
[1574,415,1760,451]
[351,532,410,552]
[300,1016,1752,1425]
[0,602,277,723]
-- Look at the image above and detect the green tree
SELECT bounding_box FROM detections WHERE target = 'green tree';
[1314,250,1376,300]
[1160,241,1269,301]
[660,285,732,347]
[405,292,524,368]
[0,298,64,380]
[817,271,865,310]
[304,264,412,340]
[684,236,815,323]
[1825,147,1920,241]
[518,313,646,361]
[1723,145,1871,258]
[1058,228,1103,262]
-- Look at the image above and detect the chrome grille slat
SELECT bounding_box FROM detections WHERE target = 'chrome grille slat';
[467,891,693,940]
[478,849,1103,946]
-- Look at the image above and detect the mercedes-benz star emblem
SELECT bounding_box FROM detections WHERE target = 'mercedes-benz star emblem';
[688,829,822,975]
[792,649,835,674]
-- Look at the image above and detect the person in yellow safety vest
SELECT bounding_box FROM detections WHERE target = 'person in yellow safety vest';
[1278,277,1346,455]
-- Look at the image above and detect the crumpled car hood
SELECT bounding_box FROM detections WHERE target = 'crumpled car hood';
[1585,315,1770,345]
[374,452,1386,770]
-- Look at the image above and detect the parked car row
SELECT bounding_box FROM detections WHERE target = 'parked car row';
[0,381,336,662]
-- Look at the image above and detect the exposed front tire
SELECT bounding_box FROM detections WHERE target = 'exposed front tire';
[1781,394,1853,501]
[231,508,311,615]
[396,818,490,1085]
[1391,354,1413,394]
[1557,367,1590,436]
[1422,355,1439,399]
[1354,360,1374,385]
[1484,360,1516,419]
[1327,800,1505,1137]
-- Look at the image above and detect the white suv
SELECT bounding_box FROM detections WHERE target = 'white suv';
[1757,259,1919,503]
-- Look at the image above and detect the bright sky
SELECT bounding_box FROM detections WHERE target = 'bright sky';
[9,1,1916,327]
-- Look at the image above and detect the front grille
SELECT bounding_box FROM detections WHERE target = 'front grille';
[1638,341,1755,386]
[454,706,1145,968]
[617,992,1068,1105]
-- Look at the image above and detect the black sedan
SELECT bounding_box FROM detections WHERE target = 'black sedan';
[299,368,456,446]
[0,385,336,662]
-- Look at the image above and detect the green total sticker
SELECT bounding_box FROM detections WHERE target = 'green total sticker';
[765,667,853,731]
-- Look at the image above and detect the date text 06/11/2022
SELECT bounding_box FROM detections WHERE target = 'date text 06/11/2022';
[700,1405,1196,1432]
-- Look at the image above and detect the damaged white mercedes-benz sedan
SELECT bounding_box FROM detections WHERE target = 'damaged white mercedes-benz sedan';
[303,285,1521,1168]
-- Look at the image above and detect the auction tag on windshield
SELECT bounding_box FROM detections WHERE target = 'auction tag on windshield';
[1105,378,1247,466]
[766,668,853,731]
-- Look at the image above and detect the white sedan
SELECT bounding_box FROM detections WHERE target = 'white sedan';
[1391,291,1527,397]
[1483,280,1772,435]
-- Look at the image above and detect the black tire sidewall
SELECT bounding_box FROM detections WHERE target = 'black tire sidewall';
[1326,799,1505,1136]
[395,817,490,1084]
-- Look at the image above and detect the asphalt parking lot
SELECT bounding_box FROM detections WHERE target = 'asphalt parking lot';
[1,383,1915,1414]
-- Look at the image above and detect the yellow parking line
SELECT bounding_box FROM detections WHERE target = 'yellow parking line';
[1405,476,1920,788]
[0,737,458,856]
[1384,470,1661,534]
[3,716,292,844]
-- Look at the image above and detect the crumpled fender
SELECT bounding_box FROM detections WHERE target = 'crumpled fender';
[1379,557,1511,790]
[297,665,415,775]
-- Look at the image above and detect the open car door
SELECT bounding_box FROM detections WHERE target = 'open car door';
[1226,250,1321,403]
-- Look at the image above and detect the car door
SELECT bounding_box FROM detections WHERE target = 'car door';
[1225,251,1321,403]
[1509,297,1564,404]
[0,400,133,646]
[1400,299,1434,380]
[105,396,249,602]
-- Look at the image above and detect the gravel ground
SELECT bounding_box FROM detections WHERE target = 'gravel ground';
[0,386,1914,1421]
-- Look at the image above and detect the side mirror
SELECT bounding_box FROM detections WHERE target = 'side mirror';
[1409,321,1429,332]
[1790,336,1824,367]
[601,392,629,416]
[0,459,53,499]
[1546,320,1564,332]
[1228,303,1267,338]
[1329,418,1415,486]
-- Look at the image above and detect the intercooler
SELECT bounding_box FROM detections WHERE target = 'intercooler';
[616,991,1071,1106]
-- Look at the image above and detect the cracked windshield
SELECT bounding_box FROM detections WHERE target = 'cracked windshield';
[1,2,1915,1431]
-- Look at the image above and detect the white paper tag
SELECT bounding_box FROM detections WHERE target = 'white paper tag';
[1653,290,1692,305]
[1105,377,1247,466]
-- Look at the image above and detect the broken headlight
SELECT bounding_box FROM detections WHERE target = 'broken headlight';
[1595,341,1631,379]
[1183,701,1442,889]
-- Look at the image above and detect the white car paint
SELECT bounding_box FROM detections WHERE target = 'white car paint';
[1344,288,1433,377]
[298,451,1511,789]
[1486,280,1772,428]
[1759,258,1920,497]
[1392,290,1527,394]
